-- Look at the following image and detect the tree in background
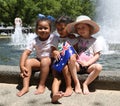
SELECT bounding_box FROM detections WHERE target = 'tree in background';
[0,0,96,27]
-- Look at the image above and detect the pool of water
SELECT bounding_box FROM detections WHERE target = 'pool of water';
[0,38,23,66]
[98,53,120,71]
[0,38,120,71]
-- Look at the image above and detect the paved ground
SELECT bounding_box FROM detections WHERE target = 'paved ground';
[0,83,120,106]
[0,65,120,106]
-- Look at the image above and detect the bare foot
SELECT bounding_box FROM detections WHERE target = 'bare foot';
[17,87,29,97]
[52,91,64,103]
[83,84,90,95]
[75,84,82,94]
[34,85,45,95]
[64,87,73,97]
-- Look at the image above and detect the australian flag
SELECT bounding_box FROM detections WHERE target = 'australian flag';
[52,41,76,72]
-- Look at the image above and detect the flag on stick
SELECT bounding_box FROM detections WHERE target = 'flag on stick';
[52,41,76,72]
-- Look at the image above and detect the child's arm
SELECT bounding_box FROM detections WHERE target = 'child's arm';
[51,45,61,61]
[52,49,61,61]
[79,52,101,67]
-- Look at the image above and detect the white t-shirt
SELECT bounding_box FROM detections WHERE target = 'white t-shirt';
[77,36,102,62]
[26,34,55,59]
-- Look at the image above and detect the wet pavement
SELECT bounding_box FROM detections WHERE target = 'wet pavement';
[0,83,120,106]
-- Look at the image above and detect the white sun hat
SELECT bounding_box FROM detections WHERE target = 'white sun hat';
[67,15,100,35]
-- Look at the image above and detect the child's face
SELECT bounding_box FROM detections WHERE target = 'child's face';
[56,23,67,37]
[75,23,91,38]
[37,21,51,40]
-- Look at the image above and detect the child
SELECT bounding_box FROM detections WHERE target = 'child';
[67,15,102,95]
[51,15,78,103]
[17,17,55,97]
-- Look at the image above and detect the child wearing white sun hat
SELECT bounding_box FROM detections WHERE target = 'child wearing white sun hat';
[67,15,102,95]
[67,15,100,35]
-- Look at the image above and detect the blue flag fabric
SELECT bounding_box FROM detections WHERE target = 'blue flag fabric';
[52,41,76,72]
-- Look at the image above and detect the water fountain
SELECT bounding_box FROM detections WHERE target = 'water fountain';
[0,1,120,71]
[11,17,36,49]
[11,17,25,45]
[96,0,120,44]
[95,0,120,70]
[0,18,36,66]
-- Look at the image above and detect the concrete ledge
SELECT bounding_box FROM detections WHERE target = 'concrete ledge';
[0,65,20,84]
[0,65,120,90]
[78,71,120,90]
[78,71,120,82]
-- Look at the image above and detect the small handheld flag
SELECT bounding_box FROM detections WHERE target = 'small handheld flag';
[52,41,76,72]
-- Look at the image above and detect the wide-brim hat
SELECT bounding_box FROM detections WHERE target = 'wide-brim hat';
[66,15,100,35]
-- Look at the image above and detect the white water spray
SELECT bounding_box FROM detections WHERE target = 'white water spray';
[96,0,120,44]
[11,17,26,45]
[11,17,36,49]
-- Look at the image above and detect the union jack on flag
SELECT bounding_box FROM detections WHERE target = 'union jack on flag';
[52,41,76,72]
[61,41,71,56]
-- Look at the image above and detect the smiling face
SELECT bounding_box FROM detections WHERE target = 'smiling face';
[75,23,92,38]
[36,20,51,40]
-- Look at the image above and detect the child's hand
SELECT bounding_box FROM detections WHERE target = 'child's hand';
[20,67,29,78]
[53,51,61,61]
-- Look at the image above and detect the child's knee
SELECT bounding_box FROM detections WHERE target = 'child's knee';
[69,55,76,64]
[25,59,33,66]
[96,64,102,72]
[41,58,51,66]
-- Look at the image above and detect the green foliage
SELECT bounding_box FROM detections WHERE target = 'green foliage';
[0,0,95,26]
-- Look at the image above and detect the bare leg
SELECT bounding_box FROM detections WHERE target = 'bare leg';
[17,58,40,97]
[68,55,82,94]
[34,57,51,95]
[51,71,64,103]
[17,77,30,97]
[62,65,73,97]
[83,64,102,95]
